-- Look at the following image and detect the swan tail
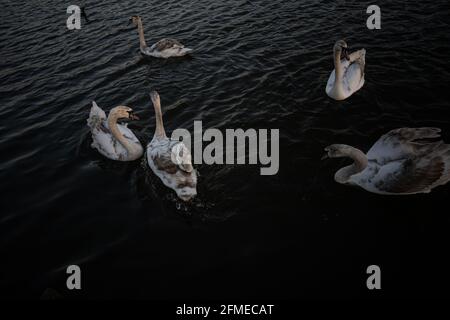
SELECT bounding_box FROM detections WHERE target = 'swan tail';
[408,128,450,189]
[179,47,193,55]
[87,101,106,129]
[433,144,450,188]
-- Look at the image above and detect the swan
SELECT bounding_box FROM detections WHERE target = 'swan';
[322,128,450,194]
[326,40,366,100]
[87,102,144,161]
[129,15,193,58]
[146,91,197,201]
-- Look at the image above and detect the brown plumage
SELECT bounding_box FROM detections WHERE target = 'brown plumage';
[324,127,450,195]
[155,38,183,51]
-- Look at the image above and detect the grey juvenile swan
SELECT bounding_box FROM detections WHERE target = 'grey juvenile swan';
[322,128,450,194]
[146,91,197,201]
[129,15,193,58]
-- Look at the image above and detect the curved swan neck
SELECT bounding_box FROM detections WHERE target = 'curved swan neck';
[152,99,166,138]
[136,18,147,49]
[107,112,139,158]
[335,146,368,183]
[334,51,343,81]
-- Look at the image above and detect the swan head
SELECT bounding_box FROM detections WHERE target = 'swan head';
[334,40,350,61]
[129,15,141,26]
[110,106,140,121]
[149,90,160,105]
[322,144,357,184]
[322,144,369,184]
[321,144,352,160]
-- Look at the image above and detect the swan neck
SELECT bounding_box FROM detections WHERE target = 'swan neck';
[335,147,368,183]
[153,101,166,138]
[108,113,138,157]
[136,19,147,48]
[334,52,343,81]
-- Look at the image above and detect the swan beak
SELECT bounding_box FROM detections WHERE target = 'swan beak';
[343,47,350,61]
[128,111,139,120]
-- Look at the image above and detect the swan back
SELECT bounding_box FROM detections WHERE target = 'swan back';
[356,128,450,194]
[144,39,192,58]
[147,139,197,201]
[87,101,106,128]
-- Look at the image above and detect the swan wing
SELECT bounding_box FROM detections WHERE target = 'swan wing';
[171,142,194,173]
[91,126,123,159]
[326,69,336,94]
[326,58,364,98]
[149,140,193,174]
[342,61,364,96]
[147,139,198,200]
[365,128,450,193]
[87,101,106,128]
[87,102,119,158]
[155,38,183,51]
[372,156,446,194]
[153,153,178,174]
[148,140,178,174]
[90,120,140,160]
[367,128,443,165]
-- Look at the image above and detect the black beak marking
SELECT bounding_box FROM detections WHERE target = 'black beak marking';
[128,111,139,120]
[341,47,350,61]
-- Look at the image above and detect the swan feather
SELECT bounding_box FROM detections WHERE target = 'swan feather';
[147,138,197,201]
[350,128,450,194]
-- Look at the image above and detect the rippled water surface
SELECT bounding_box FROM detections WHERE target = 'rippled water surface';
[1,0,450,298]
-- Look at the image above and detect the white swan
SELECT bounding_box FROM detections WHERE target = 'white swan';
[326,40,366,100]
[130,15,193,58]
[322,128,450,194]
[146,91,197,201]
[87,102,144,161]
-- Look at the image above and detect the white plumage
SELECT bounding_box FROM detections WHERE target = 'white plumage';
[326,40,365,100]
[87,102,143,161]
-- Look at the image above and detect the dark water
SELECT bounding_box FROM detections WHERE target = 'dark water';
[1,0,450,299]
